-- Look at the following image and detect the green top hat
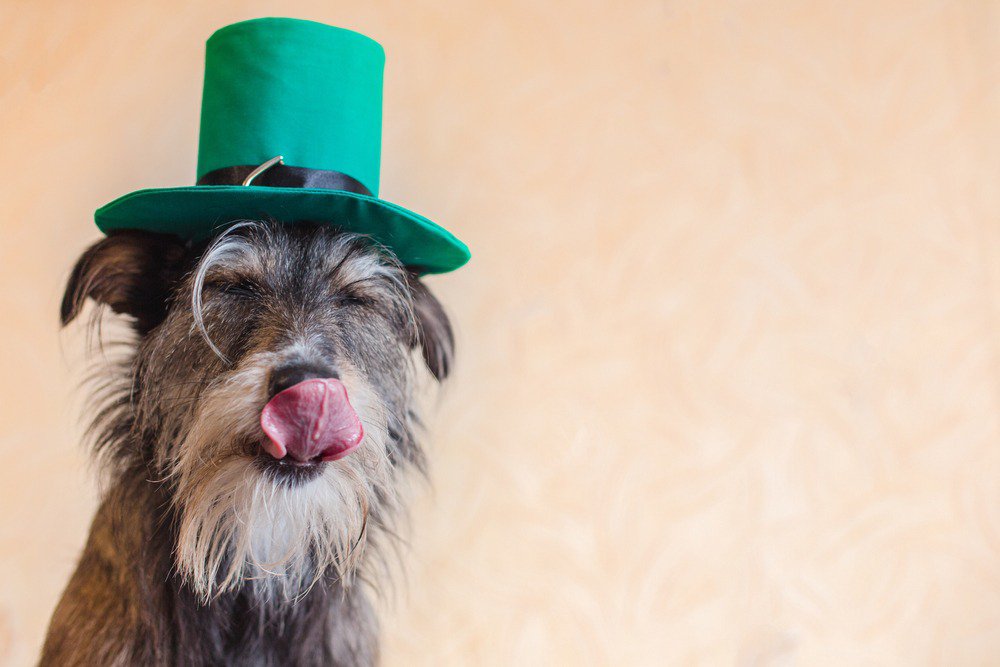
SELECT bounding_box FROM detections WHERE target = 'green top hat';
[95,17,470,275]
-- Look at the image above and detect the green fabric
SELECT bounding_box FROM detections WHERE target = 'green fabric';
[198,19,384,194]
[95,17,470,274]
[95,186,470,275]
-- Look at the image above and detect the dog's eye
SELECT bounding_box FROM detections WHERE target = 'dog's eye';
[335,291,375,308]
[215,279,259,299]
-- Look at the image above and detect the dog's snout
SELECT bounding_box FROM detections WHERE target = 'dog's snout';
[268,362,338,398]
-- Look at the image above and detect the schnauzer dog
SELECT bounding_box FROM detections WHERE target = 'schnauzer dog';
[40,220,453,666]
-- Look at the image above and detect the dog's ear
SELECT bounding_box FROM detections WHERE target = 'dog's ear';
[61,230,187,334]
[405,273,454,381]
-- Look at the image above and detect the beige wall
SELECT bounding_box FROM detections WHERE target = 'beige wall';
[2,0,1000,664]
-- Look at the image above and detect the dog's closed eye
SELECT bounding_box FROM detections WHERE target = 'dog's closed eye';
[210,278,261,300]
[332,278,384,309]
[334,290,376,308]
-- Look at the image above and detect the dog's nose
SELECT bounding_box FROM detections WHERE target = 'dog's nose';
[268,362,338,398]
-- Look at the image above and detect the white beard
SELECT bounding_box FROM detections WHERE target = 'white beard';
[168,355,399,603]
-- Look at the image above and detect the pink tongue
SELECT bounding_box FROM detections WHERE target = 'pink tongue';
[260,378,364,462]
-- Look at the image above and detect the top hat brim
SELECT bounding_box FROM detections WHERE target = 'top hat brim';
[94,186,470,275]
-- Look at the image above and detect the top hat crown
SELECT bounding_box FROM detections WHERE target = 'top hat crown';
[94,17,470,275]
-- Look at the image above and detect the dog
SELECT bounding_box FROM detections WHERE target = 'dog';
[40,219,453,666]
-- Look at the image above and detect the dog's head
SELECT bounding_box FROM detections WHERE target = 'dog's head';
[61,221,452,601]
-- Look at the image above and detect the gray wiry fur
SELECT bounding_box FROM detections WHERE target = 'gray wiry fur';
[41,221,454,666]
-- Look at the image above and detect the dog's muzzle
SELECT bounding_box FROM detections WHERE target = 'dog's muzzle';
[260,378,364,463]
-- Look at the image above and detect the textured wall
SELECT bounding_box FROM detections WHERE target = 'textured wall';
[2,1,999,664]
